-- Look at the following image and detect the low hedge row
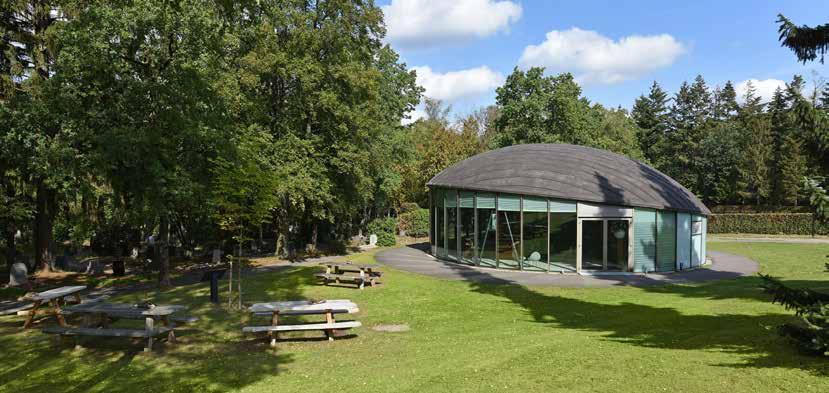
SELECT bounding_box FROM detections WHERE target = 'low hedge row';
[708,213,829,235]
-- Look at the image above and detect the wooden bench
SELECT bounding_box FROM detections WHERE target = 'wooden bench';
[242,321,361,335]
[244,300,360,346]
[49,302,187,351]
[314,273,381,289]
[22,286,86,328]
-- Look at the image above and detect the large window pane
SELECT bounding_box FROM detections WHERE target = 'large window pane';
[550,213,577,272]
[446,191,458,261]
[476,193,497,267]
[607,220,629,271]
[435,189,445,257]
[581,220,604,270]
[522,197,547,271]
[429,193,435,251]
[497,195,520,270]
[459,192,475,265]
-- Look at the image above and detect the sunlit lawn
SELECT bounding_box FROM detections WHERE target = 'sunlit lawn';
[0,242,827,392]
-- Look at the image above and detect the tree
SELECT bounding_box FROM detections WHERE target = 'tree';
[492,67,641,159]
[737,118,773,205]
[662,76,713,194]
[632,81,670,164]
[698,121,743,204]
[0,1,75,271]
[778,14,829,64]
[57,0,235,286]
[712,81,739,121]
[778,134,807,205]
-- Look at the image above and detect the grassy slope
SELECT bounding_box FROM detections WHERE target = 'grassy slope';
[0,242,827,393]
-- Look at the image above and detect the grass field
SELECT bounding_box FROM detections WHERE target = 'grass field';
[0,242,827,392]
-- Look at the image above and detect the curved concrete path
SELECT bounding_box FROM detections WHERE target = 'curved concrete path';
[376,244,759,288]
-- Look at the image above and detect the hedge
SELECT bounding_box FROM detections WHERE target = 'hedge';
[367,217,397,246]
[708,213,829,235]
[399,208,430,237]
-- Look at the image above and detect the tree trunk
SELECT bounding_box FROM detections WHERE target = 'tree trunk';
[311,222,318,251]
[158,215,171,287]
[33,181,55,272]
[4,224,15,270]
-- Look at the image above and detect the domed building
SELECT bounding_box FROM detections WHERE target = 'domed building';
[427,144,709,274]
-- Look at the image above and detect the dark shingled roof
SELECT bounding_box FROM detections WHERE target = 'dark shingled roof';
[427,144,710,215]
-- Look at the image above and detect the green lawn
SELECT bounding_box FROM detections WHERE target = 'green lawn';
[1,242,827,392]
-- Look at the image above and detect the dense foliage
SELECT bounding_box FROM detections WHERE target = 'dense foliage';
[366,217,397,247]
[707,213,829,235]
[757,15,829,357]
[399,208,430,237]
[3,4,829,287]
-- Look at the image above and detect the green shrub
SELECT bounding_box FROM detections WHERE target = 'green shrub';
[399,202,421,213]
[708,213,829,235]
[367,217,397,246]
[375,232,396,247]
[399,208,430,237]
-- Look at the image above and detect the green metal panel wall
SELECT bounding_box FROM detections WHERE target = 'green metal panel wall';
[656,211,676,271]
[701,216,707,264]
[676,212,691,270]
[633,208,657,272]
[523,197,547,212]
[476,193,495,209]
[549,199,577,212]
[445,190,457,207]
[498,194,521,211]
[459,192,474,208]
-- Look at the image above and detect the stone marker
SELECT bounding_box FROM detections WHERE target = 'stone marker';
[369,234,378,247]
[212,249,222,264]
[9,262,28,287]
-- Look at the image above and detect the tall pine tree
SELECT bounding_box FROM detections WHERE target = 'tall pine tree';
[631,81,669,164]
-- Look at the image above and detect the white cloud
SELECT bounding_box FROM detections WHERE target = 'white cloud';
[735,79,786,104]
[518,28,686,85]
[382,0,521,48]
[402,106,426,125]
[412,65,504,102]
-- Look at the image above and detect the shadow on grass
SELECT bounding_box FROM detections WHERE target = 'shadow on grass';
[402,243,828,376]
[0,266,324,392]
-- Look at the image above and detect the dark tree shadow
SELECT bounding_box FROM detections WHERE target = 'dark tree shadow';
[397,242,827,376]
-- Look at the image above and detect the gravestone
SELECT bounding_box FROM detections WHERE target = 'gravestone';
[9,262,28,287]
[368,234,378,247]
[85,260,104,275]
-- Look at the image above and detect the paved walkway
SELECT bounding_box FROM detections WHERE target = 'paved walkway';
[376,244,760,288]
[708,236,829,244]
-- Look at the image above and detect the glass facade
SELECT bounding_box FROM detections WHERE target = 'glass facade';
[446,191,458,261]
[459,191,476,265]
[429,188,703,273]
[476,194,497,267]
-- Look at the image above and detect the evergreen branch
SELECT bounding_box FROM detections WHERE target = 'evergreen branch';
[760,273,829,312]
[778,14,829,64]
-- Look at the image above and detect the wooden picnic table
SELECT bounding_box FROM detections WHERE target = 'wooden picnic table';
[317,263,382,289]
[22,285,86,329]
[44,302,187,352]
[244,300,361,346]
[320,262,381,277]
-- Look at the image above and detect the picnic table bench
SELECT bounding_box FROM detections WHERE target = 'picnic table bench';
[316,263,382,289]
[22,285,86,329]
[42,302,188,352]
[243,300,361,346]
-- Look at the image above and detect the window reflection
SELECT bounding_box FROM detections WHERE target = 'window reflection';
[549,213,577,272]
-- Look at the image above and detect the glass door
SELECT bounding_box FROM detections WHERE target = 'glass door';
[606,220,629,271]
[581,220,604,271]
[580,218,630,272]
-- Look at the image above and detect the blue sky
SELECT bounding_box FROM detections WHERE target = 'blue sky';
[379,0,829,121]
